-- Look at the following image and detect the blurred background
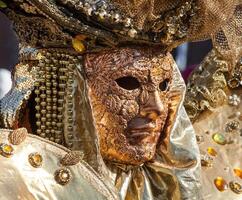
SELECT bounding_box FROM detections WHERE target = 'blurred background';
[0,12,212,99]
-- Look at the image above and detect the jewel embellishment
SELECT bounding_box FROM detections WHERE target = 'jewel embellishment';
[233,168,242,179]
[207,147,217,157]
[212,133,226,145]
[28,153,43,168]
[54,168,72,185]
[201,154,213,167]
[229,181,242,194]
[0,143,14,158]
[225,120,239,132]
[214,177,228,192]
[228,94,240,106]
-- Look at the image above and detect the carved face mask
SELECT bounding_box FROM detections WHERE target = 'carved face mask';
[84,47,173,165]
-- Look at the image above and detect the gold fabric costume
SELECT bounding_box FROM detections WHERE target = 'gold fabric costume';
[1,48,201,199]
[0,128,118,200]
[0,1,241,200]
[185,50,242,199]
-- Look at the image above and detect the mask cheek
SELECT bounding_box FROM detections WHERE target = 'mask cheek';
[120,100,139,121]
[103,94,122,113]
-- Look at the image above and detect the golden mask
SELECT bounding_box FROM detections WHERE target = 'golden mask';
[84,47,173,165]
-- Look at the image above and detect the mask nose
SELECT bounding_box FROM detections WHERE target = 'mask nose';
[140,91,164,120]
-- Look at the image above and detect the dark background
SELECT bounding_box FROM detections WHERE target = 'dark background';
[0,12,19,70]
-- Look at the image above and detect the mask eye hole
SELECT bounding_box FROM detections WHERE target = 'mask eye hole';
[115,76,140,90]
[159,79,169,91]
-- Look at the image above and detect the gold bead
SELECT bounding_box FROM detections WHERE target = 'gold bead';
[35,105,40,110]
[35,90,40,95]
[40,102,46,107]
[57,123,63,128]
[57,107,63,112]
[58,91,65,96]
[57,115,63,120]
[40,94,46,98]
[68,126,73,131]
[46,74,51,79]
[46,121,51,126]
[52,114,57,119]
[46,90,51,95]
[41,110,47,114]
[37,129,41,134]
[34,82,40,87]
[55,130,62,135]
[58,99,64,104]
[41,117,47,122]
[41,125,46,130]
[68,118,73,123]
[36,113,41,118]
[40,86,46,90]
[35,98,40,103]
[40,133,46,138]
[36,121,41,126]
[46,106,52,111]
[68,134,73,139]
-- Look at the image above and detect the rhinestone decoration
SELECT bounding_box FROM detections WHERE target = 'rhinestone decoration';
[201,154,213,167]
[233,168,242,179]
[228,94,241,106]
[214,177,228,192]
[212,133,226,145]
[229,181,242,194]
[196,135,204,144]
[207,147,217,157]
[0,143,14,158]
[54,168,72,185]
[225,120,240,132]
[28,153,43,168]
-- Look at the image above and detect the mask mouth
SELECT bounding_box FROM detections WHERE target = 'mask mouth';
[125,117,160,144]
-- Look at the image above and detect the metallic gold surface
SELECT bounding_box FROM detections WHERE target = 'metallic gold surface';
[186,50,242,200]
[0,129,119,200]
[68,48,201,199]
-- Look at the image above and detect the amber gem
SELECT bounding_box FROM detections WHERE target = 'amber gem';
[207,147,217,157]
[214,177,228,192]
[72,37,85,53]
[233,168,242,179]
[0,143,14,157]
[212,133,226,145]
